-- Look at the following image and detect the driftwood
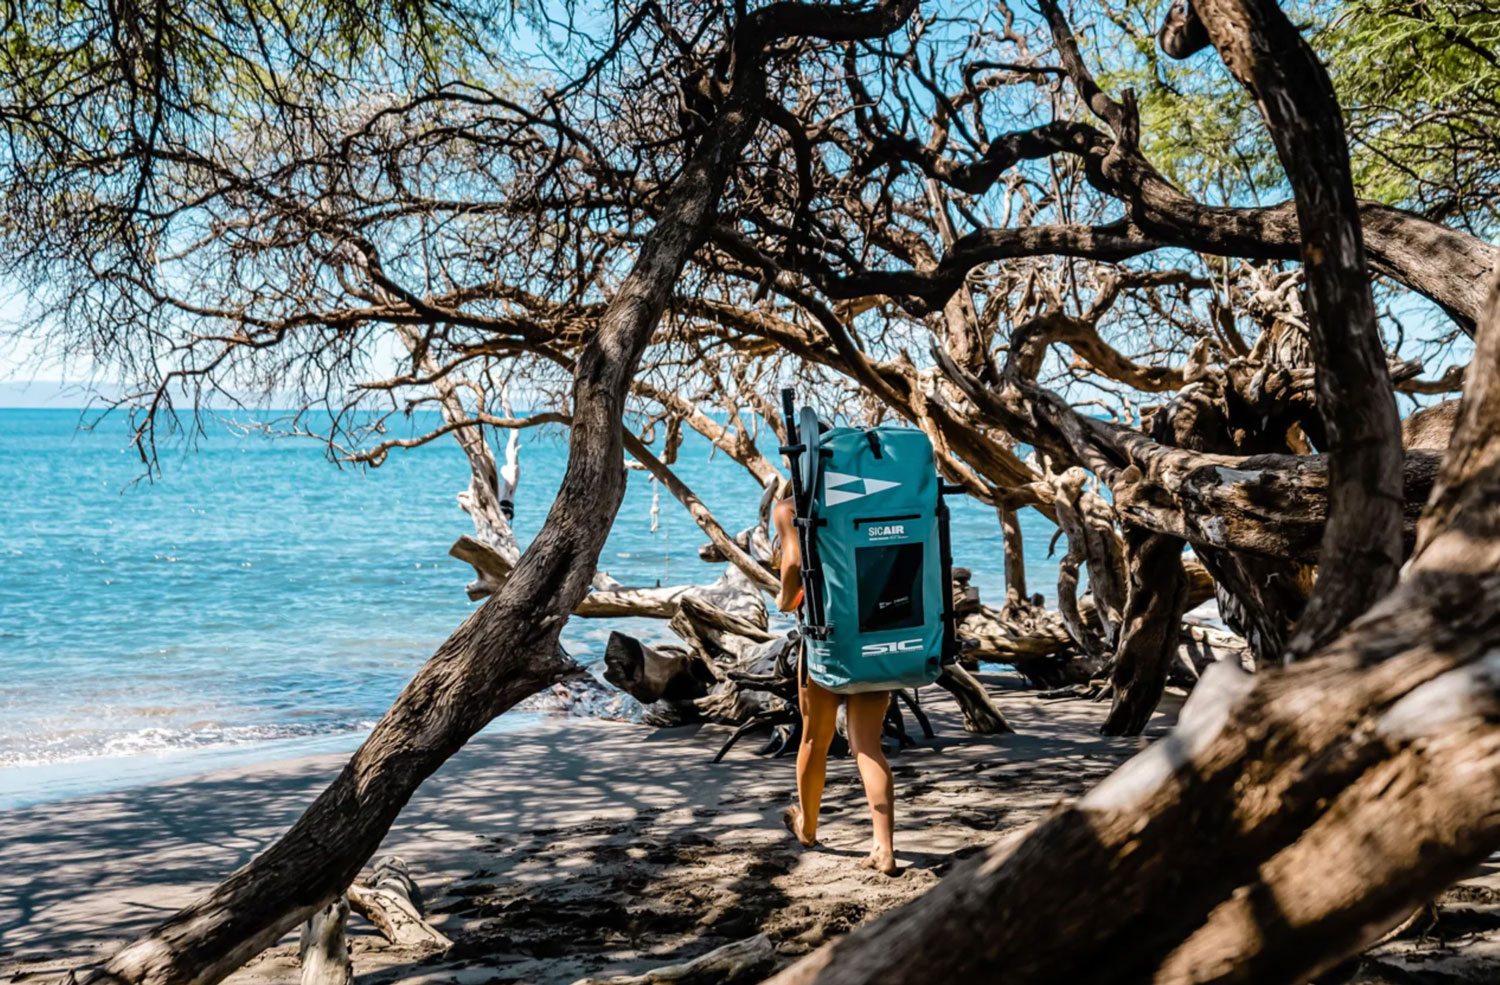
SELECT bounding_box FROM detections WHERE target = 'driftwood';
[572,934,777,985]
[604,633,715,706]
[951,568,1100,688]
[715,640,804,761]
[452,533,766,620]
[1049,467,1127,654]
[346,856,453,950]
[604,585,785,729]
[935,662,1012,733]
[588,555,771,622]
[297,897,352,985]
[953,556,1239,707]
[562,501,778,726]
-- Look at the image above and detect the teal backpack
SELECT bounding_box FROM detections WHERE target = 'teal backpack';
[780,389,954,693]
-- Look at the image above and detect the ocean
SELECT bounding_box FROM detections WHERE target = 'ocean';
[0,408,1059,807]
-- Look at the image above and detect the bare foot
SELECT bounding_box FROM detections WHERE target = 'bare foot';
[859,847,899,876]
[782,804,816,847]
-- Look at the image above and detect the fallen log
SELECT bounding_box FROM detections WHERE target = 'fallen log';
[346,857,453,950]
[604,632,715,706]
[602,580,790,730]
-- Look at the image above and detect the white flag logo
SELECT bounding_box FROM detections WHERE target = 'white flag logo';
[824,472,900,506]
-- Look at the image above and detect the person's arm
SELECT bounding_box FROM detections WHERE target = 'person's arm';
[772,498,803,612]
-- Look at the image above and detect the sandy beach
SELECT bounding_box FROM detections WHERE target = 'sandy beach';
[4,680,1498,985]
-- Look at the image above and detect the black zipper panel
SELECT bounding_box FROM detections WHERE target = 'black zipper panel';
[852,513,921,528]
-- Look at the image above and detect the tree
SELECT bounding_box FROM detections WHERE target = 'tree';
[0,0,1494,980]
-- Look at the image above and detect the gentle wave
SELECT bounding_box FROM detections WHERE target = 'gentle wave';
[0,718,381,768]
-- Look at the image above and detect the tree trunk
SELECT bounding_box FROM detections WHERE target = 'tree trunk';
[297,898,351,985]
[1148,357,1314,668]
[72,38,786,985]
[996,505,1028,608]
[1055,531,1093,657]
[1189,0,1404,657]
[1100,529,1189,736]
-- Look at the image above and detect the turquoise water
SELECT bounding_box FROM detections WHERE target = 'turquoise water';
[0,408,1057,805]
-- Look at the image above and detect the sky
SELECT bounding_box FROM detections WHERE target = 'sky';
[0,289,81,406]
[0,287,419,410]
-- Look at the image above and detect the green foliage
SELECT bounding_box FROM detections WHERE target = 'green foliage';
[1084,0,1284,204]
[1322,0,1500,232]
[1080,0,1500,229]
[0,0,517,316]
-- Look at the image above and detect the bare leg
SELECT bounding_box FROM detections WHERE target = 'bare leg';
[846,690,897,874]
[789,676,839,846]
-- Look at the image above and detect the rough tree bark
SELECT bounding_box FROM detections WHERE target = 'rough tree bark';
[68,2,927,974]
[297,898,351,985]
[1100,530,1189,736]
[996,504,1028,609]
[1183,0,1404,657]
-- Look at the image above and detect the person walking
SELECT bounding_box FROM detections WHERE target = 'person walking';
[772,492,899,875]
